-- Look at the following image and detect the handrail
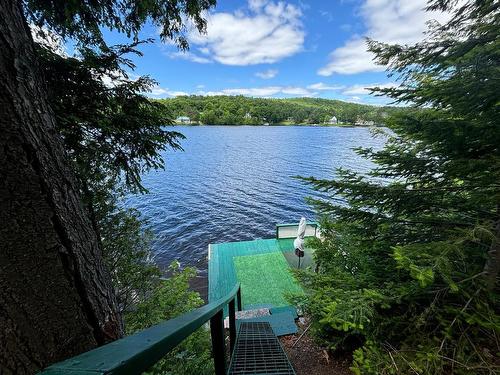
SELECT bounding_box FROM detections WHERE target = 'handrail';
[40,283,242,375]
[276,221,319,239]
[275,221,319,227]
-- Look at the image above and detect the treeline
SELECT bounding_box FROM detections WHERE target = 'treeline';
[156,95,404,125]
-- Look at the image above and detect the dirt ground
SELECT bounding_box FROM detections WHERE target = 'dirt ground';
[280,318,353,375]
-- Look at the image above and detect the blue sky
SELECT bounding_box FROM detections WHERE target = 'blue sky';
[99,0,450,105]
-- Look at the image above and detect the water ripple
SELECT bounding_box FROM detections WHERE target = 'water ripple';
[125,126,385,284]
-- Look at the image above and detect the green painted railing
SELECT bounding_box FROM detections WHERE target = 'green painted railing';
[40,283,242,375]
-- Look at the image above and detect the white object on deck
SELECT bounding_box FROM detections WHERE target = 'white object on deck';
[293,217,307,251]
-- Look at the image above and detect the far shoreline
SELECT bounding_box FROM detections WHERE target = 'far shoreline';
[171,122,383,128]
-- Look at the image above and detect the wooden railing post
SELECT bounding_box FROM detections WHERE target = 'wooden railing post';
[237,286,242,311]
[210,310,226,375]
[228,298,236,354]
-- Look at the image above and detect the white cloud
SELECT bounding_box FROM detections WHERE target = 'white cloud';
[149,87,169,96]
[167,90,189,97]
[168,51,212,64]
[280,86,312,96]
[147,86,189,98]
[318,0,452,75]
[179,0,304,65]
[144,83,401,102]
[194,85,317,97]
[255,69,279,79]
[319,38,380,75]
[342,82,398,95]
[99,71,142,88]
[149,82,399,99]
[307,82,345,91]
[30,25,67,56]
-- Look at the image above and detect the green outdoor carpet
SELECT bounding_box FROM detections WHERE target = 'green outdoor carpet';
[236,311,298,336]
[270,305,298,319]
[282,248,316,269]
[233,252,303,307]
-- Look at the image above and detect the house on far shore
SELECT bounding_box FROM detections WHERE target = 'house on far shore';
[244,112,252,119]
[327,116,338,124]
[175,116,191,124]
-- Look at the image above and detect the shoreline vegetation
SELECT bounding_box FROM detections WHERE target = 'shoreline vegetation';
[156,95,407,127]
[174,122,378,127]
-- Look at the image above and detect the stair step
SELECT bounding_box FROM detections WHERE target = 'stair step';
[245,303,275,310]
[270,305,298,319]
[228,322,296,374]
[224,308,271,328]
[237,308,271,319]
[237,311,298,336]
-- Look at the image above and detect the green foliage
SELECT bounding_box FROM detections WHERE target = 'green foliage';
[33,11,215,374]
[157,95,403,125]
[125,262,203,331]
[98,204,214,375]
[125,262,214,375]
[25,0,216,50]
[299,1,500,374]
[39,43,184,196]
[23,0,217,372]
[100,208,160,313]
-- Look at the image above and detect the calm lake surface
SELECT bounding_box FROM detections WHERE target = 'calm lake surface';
[125,125,385,294]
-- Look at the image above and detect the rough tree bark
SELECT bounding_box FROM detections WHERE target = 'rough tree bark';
[0,1,123,374]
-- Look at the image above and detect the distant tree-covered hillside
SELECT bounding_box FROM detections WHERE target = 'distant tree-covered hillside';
[156,95,404,125]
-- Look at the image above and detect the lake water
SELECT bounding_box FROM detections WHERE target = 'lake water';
[125,125,385,295]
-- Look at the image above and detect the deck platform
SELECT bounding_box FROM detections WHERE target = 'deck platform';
[208,236,314,310]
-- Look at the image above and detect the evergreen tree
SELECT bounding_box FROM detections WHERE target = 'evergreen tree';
[0,1,214,372]
[39,40,215,375]
[297,1,499,373]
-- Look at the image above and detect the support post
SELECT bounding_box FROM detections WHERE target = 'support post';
[237,287,242,311]
[210,310,226,375]
[228,298,236,354]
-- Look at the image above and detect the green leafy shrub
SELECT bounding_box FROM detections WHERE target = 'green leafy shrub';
[125,262,214,375]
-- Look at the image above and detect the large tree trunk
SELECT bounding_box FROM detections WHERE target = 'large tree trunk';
[0,2,123,374]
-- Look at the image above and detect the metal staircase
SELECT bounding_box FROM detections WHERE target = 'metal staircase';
[228,322,295,374]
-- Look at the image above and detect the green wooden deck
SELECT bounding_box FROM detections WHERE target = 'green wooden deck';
[208,237,311,310]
